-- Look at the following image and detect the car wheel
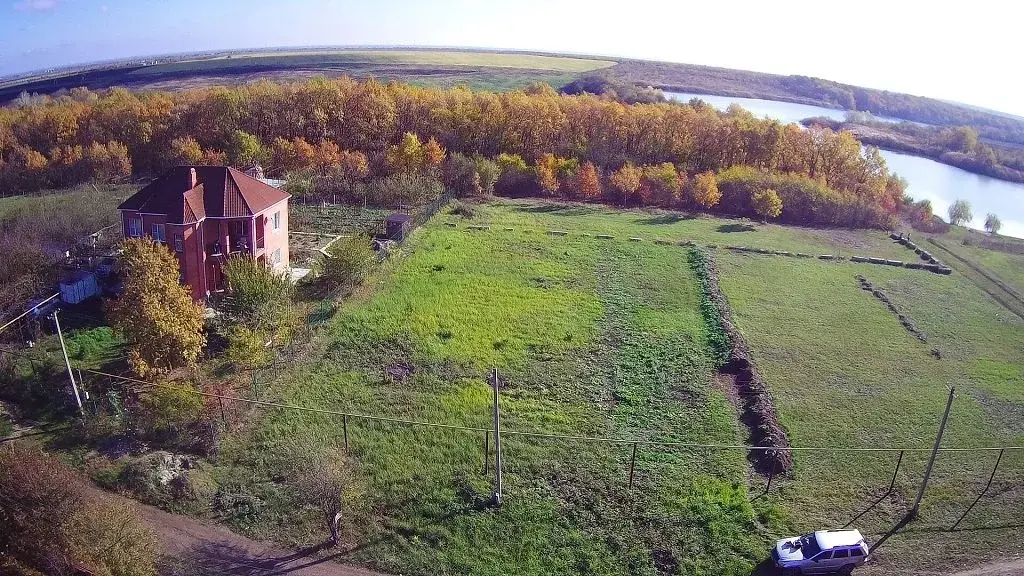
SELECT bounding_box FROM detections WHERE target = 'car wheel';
[838,564,856,575]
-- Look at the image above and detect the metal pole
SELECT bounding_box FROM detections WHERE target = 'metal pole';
[484,431,490,475]
[492,367,503,506]
[52,311,83,416]
[911,386,955,517]
[628,442,638,490]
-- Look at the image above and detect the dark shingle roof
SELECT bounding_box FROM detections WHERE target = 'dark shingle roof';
[118,166,289,223]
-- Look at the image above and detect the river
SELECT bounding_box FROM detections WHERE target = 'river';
[666,92,1024,238]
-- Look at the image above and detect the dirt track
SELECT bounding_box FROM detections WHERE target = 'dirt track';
[135,501,384,576]
[949,560,1024,576]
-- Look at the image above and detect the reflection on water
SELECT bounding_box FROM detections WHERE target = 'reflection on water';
[666,92,1024,238]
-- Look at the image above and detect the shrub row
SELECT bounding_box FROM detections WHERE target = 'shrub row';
[855,275,928,343]
[688,247,793,473]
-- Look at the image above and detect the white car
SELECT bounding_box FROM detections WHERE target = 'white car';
[773,529,869,574]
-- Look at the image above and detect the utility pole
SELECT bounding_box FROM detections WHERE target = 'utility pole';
[53,310,84,416]
[491,367,503,506]
[911,386,955,517]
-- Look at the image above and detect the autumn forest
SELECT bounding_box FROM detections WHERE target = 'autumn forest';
[0,77,909,228]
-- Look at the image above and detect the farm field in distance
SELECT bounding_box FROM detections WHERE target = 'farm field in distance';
[179,199,1023,576]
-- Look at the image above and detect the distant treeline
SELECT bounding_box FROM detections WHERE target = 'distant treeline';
[0,77,907,228]
[605,60,1024,146]
[807,116,1024,184]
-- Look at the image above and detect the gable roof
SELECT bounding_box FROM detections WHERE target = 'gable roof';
[118,166,289,223]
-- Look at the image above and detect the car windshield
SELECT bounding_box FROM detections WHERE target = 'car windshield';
[799,535,821,558]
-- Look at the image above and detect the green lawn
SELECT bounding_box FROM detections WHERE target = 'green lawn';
[103,198,1024,575]
[717,251,1024,574]
[212,202,783,575]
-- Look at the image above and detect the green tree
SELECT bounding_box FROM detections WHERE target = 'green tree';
[948,126,979,154]
[984,213,1002,235]
[107,238,206,377]
[322,235,375,291]
[473,156,500,196]
[224,325,274,371]
[947,199,972,226]
[222,255,293,335]
[229,130,268,168]
[751,188,783,220]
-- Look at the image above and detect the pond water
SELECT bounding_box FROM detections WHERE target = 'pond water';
[666,91,1024,238]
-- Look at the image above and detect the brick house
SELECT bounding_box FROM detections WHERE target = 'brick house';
[117,166,290,301]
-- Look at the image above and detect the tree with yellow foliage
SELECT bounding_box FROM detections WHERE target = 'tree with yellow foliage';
[574,162,602,200]
[751,188,783,220]
[534,153,560,196]
[609,162,642,206]
[107,238,206,377]
[691,171,721,210]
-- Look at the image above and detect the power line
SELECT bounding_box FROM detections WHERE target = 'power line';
[0,292,60,335]
[77,367,1024,455]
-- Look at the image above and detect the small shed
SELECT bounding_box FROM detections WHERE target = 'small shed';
[60,270,99,304]
[384,213,413,242]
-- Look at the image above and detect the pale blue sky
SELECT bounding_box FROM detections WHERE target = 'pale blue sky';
[2,0,1022,116]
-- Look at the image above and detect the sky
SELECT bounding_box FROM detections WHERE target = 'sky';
[2,0,1023,116]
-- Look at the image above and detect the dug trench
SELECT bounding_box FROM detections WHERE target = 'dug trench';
[688,247,793,475]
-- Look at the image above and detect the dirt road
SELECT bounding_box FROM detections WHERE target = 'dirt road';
[949,560,1024,576]
[136,502,385,576]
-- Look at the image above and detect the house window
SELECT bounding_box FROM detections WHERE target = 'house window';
[127,217,142,237]
[151,223,166,243]
[173,234,183,253]
[272,211,281,231]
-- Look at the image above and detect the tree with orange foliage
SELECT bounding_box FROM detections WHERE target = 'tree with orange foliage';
[534,153,559,196]
[608,162,642,206]
[574,162,602,200]
[641,163,683,207]
[422,137,446,173]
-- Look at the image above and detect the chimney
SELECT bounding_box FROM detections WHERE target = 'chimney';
[189,167,198,189]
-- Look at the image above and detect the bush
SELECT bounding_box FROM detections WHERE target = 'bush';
[321,235,375,291]
[0,445,158,576]
[222,255,293,335]
[135,382,204,445]
[367,173,444,207]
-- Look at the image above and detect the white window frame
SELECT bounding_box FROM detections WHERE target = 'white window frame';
[151,223,166,243]
[127,217,142,238]
[173,234,184,253]
[272,211,281,232]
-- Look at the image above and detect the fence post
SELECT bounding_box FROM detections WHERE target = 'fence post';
[491,367,503,506]
[218,396,227,426]
[911,386,955,518]
[628,442,638,490]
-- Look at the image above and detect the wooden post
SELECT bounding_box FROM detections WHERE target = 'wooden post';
[52,311,83,416]
[628,442,638,490]
[343,414,349,451]
[251,371,258,400]
[912,386,955,518]
[491,368,503,506]
[218,396,227,426]
[484,431,490,475]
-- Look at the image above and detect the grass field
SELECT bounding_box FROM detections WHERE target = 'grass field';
[210,201,784,575]
[155,50,616,74]
[193,199,1024,575]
